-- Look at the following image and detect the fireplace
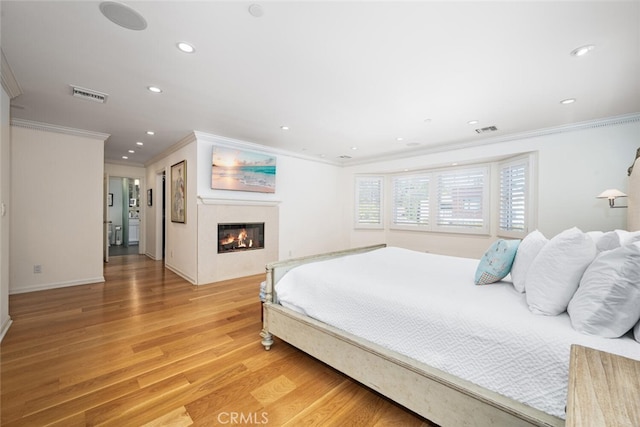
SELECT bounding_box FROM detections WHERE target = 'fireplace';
[218,222,265,253]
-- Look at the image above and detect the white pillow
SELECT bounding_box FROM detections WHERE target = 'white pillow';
[635,320,640,343]
[567,242,640,337]
[625,231,640,246]
[510,230,547,293]
[586,230,604,246]
[596,230,622,251]
[526,227,597,315]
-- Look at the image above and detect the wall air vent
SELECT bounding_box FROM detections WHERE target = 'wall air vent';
[71,85,108,103]
[475,125,498,134]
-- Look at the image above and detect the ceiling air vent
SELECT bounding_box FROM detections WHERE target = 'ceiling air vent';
[338,155,352,159]
[475,125,498,134]
[71,85,108,103]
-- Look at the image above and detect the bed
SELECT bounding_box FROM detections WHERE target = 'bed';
[260,156,640,427]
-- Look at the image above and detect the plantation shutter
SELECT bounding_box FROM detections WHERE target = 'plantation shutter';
[355,176,383,228]
[499,159,527,233]
[436,168,487,231]
[391,174,430,227]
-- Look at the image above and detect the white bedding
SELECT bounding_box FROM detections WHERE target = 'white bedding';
[275,246,640,419]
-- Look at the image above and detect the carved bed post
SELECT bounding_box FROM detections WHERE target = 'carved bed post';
[260,265,274,350]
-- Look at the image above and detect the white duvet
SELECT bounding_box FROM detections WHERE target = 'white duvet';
[275,246,640,419]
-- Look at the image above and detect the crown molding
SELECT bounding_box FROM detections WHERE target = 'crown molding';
[193,130,341,166]
[1,49,22,99]
[344,112,640,167]
[11,118,110,141]
[145,132,198,167]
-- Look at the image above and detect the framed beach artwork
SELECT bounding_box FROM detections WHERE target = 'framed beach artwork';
[171,160,186,223]
[211,146,276,193]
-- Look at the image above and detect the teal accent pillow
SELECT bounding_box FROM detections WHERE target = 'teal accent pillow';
[475,239,521,285]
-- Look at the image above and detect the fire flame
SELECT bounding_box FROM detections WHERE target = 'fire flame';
[220,228,253,248]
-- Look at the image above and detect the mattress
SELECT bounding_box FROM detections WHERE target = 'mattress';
[275,246,640,419]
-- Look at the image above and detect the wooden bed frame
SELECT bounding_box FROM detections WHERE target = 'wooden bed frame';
[260,244,564,427]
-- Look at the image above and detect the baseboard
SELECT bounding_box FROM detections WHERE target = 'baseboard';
[9,276,106,295]
[164,263,196,285]
[0,316,13,343]
[145,252,160,261]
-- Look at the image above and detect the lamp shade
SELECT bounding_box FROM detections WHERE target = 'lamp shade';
[596,189,627,199]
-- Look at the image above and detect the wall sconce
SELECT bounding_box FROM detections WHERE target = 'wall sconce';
[597,189,628,208]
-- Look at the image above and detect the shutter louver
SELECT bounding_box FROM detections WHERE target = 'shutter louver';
[436,169,486,229]
[392,174,430,227]
[355,176,383,228]
[499,161,527,233]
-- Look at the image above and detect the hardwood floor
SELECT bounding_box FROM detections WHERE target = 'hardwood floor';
[1,255,434,426]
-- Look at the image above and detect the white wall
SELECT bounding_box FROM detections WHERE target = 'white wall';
[145,134,198,282]
[195,132,345,261]
[343,117,639,259]
[0,84,11,339]
[10,125,106,293]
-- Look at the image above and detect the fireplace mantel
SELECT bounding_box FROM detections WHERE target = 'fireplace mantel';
[198,196,281,207]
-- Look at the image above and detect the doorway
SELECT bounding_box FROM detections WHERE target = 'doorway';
[108,176,141,257]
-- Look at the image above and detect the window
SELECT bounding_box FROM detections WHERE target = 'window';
[390,166,489,234]
[391,174,430,228]
[435,167,489,233]
[357,154,534,236]
[355,176,383,229]
[498,156,531,237]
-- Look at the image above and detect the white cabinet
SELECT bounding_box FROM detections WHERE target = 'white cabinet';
[128,218,139,244]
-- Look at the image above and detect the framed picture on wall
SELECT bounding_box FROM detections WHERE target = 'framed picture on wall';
[211,146,276,193]
[171,160,186,223]
[147,189,153,206]
[107,193,113,207]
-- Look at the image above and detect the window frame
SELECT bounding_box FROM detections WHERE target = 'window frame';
[389,165,490,235]
[354,175,384,229]
[497,153,536,239]
[433,165,490,235]
[389,173,431,231]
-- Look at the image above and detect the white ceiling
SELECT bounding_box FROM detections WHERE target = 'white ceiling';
[2,1,639,166]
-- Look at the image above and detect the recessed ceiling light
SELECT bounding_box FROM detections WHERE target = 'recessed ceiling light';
[452,162,459,166]
[122,156,129,160]
[351,147,358,150]
[177,42,195,53]
[467,120,479,125]
[147,86,162,93]
[146,131,155,136]
[396,137,404,142]
[128,150,135,153]
[570,45,595,57]
[248,4,264,17]
[136,141,144,146]
[560,98,576,104]
[280,126,290,130]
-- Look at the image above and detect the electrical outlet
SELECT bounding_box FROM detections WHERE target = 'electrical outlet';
[33,264,42,274]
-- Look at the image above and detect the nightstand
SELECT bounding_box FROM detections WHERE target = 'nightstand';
[566,344,640,426]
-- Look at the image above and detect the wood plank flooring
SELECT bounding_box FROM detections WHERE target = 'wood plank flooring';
[1,255,434,426]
